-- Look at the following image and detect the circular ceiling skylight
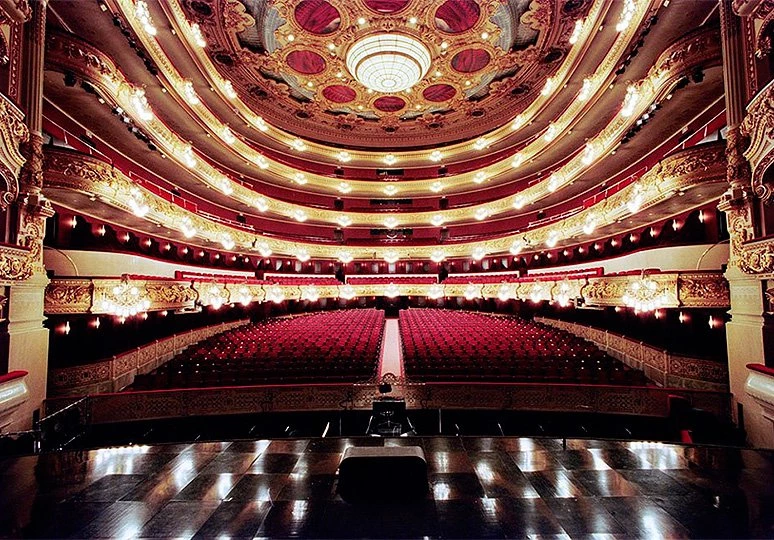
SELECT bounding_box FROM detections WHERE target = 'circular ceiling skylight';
[346,33,432,94]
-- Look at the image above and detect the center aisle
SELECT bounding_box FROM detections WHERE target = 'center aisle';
[378,319,404,379]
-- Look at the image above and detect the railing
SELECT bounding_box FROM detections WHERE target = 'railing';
[536,318,729,391]
[38,397,90,451]
[42,381,730,425]
[198,210,256,232]
[0,370,29,432]
[48,320,250,397]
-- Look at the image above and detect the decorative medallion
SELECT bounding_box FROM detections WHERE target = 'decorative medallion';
[184,0,588,147]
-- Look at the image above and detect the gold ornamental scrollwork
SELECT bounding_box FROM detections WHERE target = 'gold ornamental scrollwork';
[0,92,28,208]
[44,271,730,314]
[144,282,198,308]
[45,277,200,315]
[741,80,774,202]
[43,142,727,262]
[44,279,93,314]
[0,243,33,282]
[723,80,774,275]
[582,273,728,309]
[739,236,774,275]
[676,272,731,308]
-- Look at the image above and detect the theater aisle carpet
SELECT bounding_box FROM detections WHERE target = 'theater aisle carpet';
[379,319,404,379]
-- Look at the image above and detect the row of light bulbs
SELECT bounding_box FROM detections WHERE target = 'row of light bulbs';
[123,170,655,265]
[120,0,661,238]
[125,157,649,237]
[196,281,579,306]
[125,74,648,232]
[128,0,650,194]
[118,0,667,264]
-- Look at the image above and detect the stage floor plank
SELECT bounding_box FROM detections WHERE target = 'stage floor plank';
[1,437,773,538]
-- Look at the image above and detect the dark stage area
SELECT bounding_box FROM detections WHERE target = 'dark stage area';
[1,436,773,538]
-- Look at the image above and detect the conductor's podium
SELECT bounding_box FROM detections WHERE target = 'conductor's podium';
[337,445,428,502]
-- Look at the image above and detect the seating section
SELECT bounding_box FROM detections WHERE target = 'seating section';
[175,271,266,284]
[130,309,385,390]
[399,309,648,385]
[443,273,520,284]
[443,267,604,284]
[263,274,341,285]
[527,267,604,279]
[347,275,437,284]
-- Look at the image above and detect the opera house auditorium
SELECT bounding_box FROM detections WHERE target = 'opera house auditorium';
[1,0,774,537]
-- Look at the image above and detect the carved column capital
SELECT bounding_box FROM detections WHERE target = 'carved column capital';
[18,130,43,194]
[0,0,32,24]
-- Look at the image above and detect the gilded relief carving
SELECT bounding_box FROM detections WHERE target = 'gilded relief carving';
[45,271,730,315]
[0,93,28,208]
[43,143,727,262]
[44,280,93,314]
[724,81,774,275]
[677,273,731,307]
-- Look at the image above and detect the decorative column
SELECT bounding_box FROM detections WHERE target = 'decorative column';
[718,0,774,447]
[5,0,53,431]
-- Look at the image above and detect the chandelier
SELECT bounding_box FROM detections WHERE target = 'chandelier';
[100,276,151,317]
[203,282,228,309]
[554,279,573,307]
[529,282,549,303]
[339,284,357,300]
[232,285,252,307]
[301,285,320,302]
[384,283,400,298]
[346,33,432,93]
[464,283,482,300]
[497,283,514,301]
[267,285,285,304]
[427,283,444,300]
[622,273,668,312]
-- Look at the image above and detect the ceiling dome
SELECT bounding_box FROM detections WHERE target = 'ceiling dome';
[345,33,432,93]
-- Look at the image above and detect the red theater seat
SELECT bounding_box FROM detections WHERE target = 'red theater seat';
[128,309,385,390]
[398,308,648,386]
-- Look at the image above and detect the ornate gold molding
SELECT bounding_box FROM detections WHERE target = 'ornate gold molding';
[721,80,774,275]
[677,272,732,308]
[732,0,774,55]
[44,278,92,314]
[0,0,31,24]
[537,317,729,392]
[0,242,32,281]
[741,80,774,200]
[583,271,729,309]
[43,142,727,262]
[44,22,720,201]
[45,270,730,314]
[736,235,774,275]
[0,92,28,207]
[45,277,199,314]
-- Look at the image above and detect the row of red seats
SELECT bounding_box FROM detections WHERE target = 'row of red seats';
[398,309,649,386]
[526,267,604,279]
[442,273,520,284]
[174,271,265,284]
[441,272,601,285]
[346,276,438,284]
[263,275,341,285]
[129,309,385,390]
